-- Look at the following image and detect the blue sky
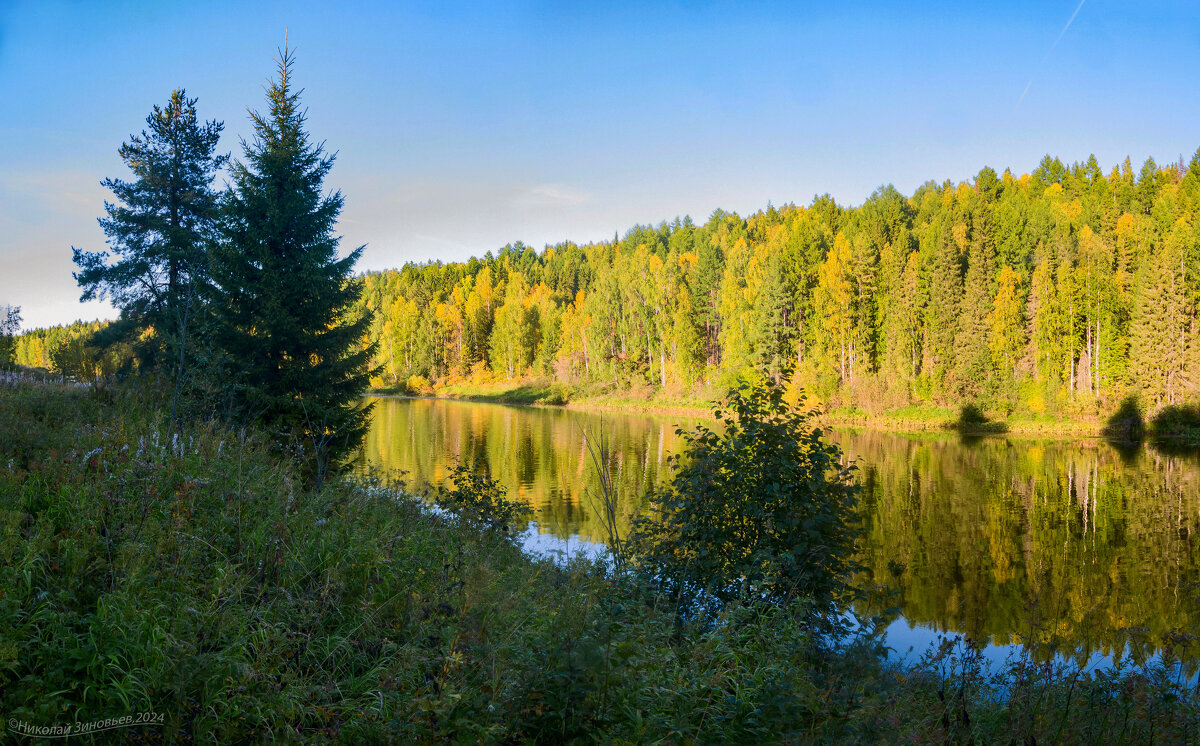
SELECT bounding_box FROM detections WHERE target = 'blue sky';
[2,0,1199,328]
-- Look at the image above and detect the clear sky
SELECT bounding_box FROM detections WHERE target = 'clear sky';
[2,0,1198,328]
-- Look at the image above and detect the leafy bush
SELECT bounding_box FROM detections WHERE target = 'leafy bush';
[403,374,431,395]
[957,402,988,426]
[629,376,860,618]
[1103,395,1144,440]
[436,463,532,538]
[1149,403,1200,439]
[537,382,571,406]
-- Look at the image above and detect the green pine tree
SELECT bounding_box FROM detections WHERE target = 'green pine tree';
[1129,220,1192,407]
[922,218,962,392]
[72,89,226,374]
[954,201,998,400]
[753,254,790,381]
[210,49,375,485]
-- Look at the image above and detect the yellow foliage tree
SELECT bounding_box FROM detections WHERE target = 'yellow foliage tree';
[987,265,1024,377]
[813,233,855,383]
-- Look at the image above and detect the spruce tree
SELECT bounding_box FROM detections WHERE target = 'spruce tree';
[753,254,790,382]
[72,90,225,373]
[210,49,375,484]
[954,185,999,401]
[1129,221,1190,407]
[923,219,963,388]
[954,232,996,398]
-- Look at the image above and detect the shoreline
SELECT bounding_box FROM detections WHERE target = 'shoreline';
[365,386,1189,441]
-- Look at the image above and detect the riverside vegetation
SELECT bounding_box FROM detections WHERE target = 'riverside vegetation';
[4,378,1200,743]
[358,395,1200,672]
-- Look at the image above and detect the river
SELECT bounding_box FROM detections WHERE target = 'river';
[357,395,1200,667]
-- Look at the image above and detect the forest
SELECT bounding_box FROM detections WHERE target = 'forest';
[5,320,128,380]
[356,153,1200,419]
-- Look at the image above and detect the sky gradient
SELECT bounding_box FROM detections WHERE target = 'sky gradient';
[2,0,1199,328]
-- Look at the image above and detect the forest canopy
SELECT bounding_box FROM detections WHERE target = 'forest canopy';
[356,153,1200,418]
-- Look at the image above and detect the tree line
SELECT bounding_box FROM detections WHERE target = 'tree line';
[357,155,1200,419]
[17,72,1200,426]
[4,319,132,380]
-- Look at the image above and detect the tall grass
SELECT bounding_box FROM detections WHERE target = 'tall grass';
[579,419,626,572]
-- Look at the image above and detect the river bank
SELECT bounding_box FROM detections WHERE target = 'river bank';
[371,379,716,418]
[363,393,1200,659]
[369,379,1199,441]
[0,383,863,741]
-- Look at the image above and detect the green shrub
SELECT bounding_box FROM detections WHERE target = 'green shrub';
[629,376,860,619]
[1103,395,1144,440]
[537,382,570,406]
[957,402,988,426]
[1149,403,1200,439]
[436,463,532,538]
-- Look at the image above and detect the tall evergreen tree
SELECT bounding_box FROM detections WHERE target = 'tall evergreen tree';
[753,253,790,382]
[72,90,225,373]
[954,195,998,399]
[1129,220,1192,407]
[922,218,962,389]
[954,235,996,397]
[210,49,374,484]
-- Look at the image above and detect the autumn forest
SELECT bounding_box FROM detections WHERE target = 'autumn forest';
[348,153,1200,419]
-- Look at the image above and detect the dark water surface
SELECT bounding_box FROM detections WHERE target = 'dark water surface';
[358,396,1200,665]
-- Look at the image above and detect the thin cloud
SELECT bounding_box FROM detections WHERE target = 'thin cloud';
[1048,0,1088,55]
[1017,0,1087,107]
[411,233,477,253]
[516,184,591,209]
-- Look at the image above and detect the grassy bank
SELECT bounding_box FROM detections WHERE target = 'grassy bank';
[373,381,1129,437]
[373,378,716,418]
[821,404,1106,437]
[386,382,1200,446]
[5,383,1200,742]
[1,383,871,741]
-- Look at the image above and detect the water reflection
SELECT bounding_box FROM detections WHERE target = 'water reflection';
[844,429,1200,664]
[358,396,698,545]
[360,396,1200,662]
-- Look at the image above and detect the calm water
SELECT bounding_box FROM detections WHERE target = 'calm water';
[358,396,1200,664]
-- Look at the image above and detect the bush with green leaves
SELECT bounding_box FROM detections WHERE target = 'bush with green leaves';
[436,463,532,538]
[630,376,860,617]
[1149,403,1200,441]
